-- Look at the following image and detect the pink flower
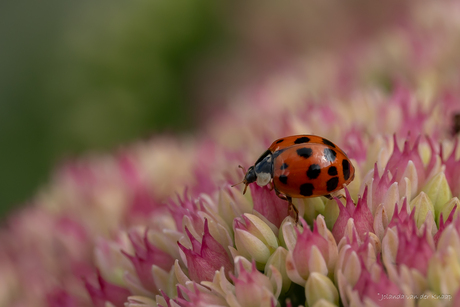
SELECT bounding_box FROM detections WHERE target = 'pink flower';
[231,260,278,306]
[387,199,414,234]
[385,135,426,186]
[332,187,374,242]
[178,219,234,282]
[234,213,278,264]
[250,184,289,228]
[369,163,394,213]
[288,219,333,281]
[339,233,378,272]
[395,226,434,276]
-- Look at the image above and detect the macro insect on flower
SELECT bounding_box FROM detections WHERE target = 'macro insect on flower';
[234,135,355,222]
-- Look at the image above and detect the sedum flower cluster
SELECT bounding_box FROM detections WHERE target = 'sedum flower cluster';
[3,1,460,307]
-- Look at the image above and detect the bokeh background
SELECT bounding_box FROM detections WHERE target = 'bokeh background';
[0,0,410,217]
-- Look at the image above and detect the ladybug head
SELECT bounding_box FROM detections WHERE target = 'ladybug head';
[242,166,257,194]
[232,165,256,194]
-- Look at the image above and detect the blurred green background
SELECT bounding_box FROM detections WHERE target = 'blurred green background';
[0,0,409,217]
[0,0,229,216]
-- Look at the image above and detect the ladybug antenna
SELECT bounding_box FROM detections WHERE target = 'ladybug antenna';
[231,180,244,188]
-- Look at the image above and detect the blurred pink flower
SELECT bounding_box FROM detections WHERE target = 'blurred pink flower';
[353,262,403,307]
[174,283,228,307]
[84,272,131,307]
[434,205,458,244]
[121,230,175,293]
[168,189,203,232]
[46,289,80,307]
[441,139,460,196]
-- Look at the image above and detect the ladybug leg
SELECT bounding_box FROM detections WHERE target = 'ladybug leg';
[275,190,299,223]
[287,196,299,223]
[268,181,274,191]
[274,188,286,201]
[325,190,346,200]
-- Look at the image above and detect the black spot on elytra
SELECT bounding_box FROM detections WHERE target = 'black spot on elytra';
[280,163,289,170]
[294,136,311,144]
[297,147,313,159]
[342,159,351,180]
[279,175,288,184]
[299,183,314,196]
[322,138,336,148]
[306,164,321,179]
[324,148,337,162]
[328,166,338,176]
[276,139,284,144]
[326,177,339,192]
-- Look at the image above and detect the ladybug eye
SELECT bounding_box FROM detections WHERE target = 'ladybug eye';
[244,166,257,184]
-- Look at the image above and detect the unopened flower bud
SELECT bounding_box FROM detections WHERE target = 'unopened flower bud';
[305,272,339,307]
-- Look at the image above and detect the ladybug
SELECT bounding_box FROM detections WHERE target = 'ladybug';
[235,135,355,222]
